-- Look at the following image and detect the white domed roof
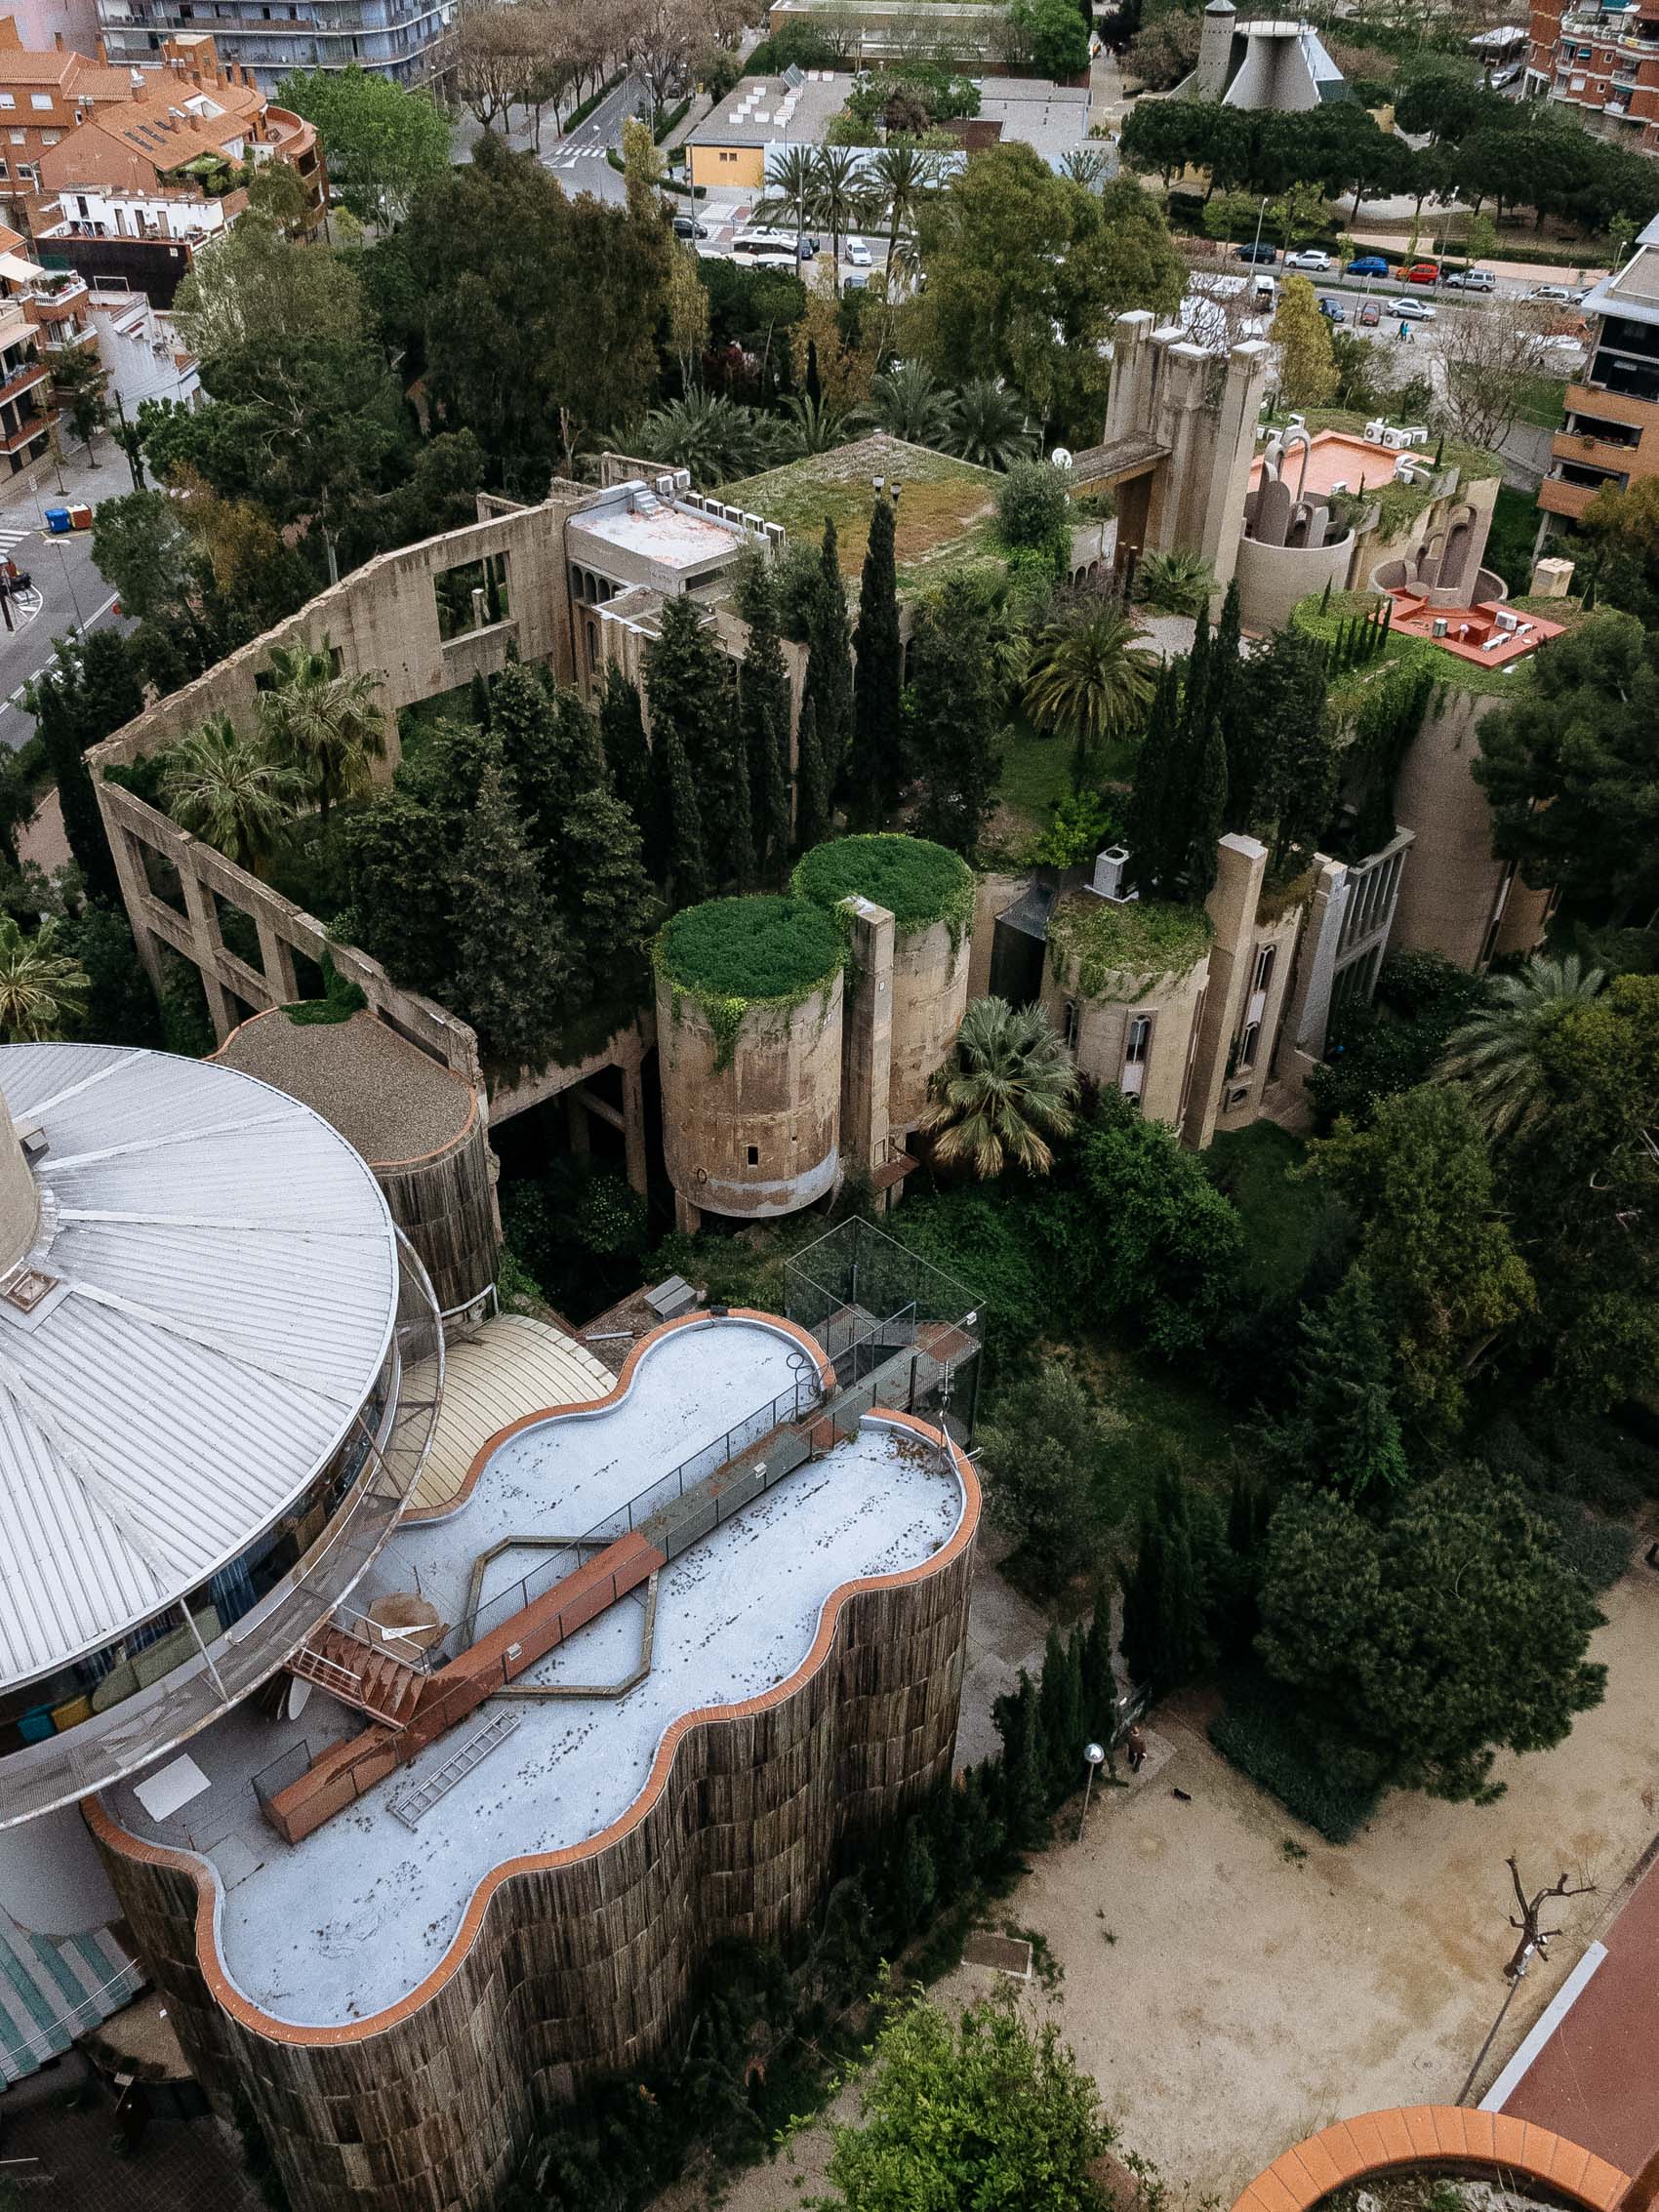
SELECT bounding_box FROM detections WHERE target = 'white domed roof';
[0,1043,399,1689]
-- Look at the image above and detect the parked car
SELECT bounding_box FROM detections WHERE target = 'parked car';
[846,236,871,265]
[1318,295,1346,322]
[1285,248,1332,271]
[1357,300,1381,325]
[671,214,708,241]
[1234,241,1277,264]
[1527,283,1586,304]
[1388,296,1437,320]
[1348,255,1390,278]
[1443,267,1496,292]
[1402,261,1440,285]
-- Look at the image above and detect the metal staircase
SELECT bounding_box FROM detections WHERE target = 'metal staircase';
[288,1623,425,1730]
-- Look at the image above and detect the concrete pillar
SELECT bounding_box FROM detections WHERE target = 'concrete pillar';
[620,1057,648,1198]
[1201,339,1271,600]
[839,898,894,1176]
[1183,832,1267,1150]
[1279,856,1347,1071]
[106,817,163,989]
[1196,0,1237,99]
[1102,311,1156,448]
[178,862,235,1042]
[255,910,298,1004]
[673,1187,702,1234]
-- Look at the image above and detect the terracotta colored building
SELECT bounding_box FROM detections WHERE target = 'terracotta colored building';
[1525,0,1659,153]
[1539,212,1659,529]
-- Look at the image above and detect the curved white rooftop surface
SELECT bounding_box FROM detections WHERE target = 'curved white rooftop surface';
[0,1043,400,1688]
[108,1318,966,2028]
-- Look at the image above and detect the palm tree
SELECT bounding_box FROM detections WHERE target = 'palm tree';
[1024,605,1160,789]
[869,142,931,267]
[632,390,789,486]
[919,997,1080,1178]
[861,360,956,449]
[754,144,818,258]
[949,380,1037,472]
[783,390,851,456]
[1134,550,1215,617]
[161,715,304,877]
[259,634,386,822]
[810,145,873,269]
[0,916,88,1041]
[1436,953,1607,1142]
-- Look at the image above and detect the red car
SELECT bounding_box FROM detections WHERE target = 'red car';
[1402,261,1440,285]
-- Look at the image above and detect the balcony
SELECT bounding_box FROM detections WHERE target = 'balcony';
[0,353,47,409]
[0,1232,442,1830]
[1555,427,1642,471]
[1539,473,1606,518]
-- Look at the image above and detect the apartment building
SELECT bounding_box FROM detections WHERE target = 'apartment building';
[1538,212,1659,527]
[1525,0,1659,152]
[0,15,136,240]
[95,0,455,98]
[0,216,101,471]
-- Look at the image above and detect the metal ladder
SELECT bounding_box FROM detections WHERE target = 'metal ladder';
[386,1710,520,1830]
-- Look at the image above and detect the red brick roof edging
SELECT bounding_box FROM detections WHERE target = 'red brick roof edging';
[1234,2107,1632,2212]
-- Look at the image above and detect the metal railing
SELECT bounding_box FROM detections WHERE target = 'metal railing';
[0,1956,147,2071]
[0,1232,444,1830]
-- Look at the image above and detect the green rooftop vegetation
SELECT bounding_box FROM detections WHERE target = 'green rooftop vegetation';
[723,434,999,587]
[791,833,975,947]
[1291,588,1591,711]
[1046,888,1212,999]
[655,894,846,1067]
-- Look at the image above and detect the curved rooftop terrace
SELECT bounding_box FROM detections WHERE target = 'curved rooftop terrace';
[100,1313,972,2031]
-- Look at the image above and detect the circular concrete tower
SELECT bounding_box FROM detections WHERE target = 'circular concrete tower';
[792,834,974,1134]
[655,895,846,1225]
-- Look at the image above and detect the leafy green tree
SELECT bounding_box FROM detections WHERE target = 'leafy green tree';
[90,490,206,635]
[171,213,366,365]
[919,995,1078,1177]
[277,64,451,227]
[0,915,88,1041]
[160,717,304,876]
[1578,476,1659,626]
[258,633,386,821]
[977,1359,1111,1581]
[906,574,1003,853]
[1309,1084,1534,1430]
[1257,1469,1607,1801]
[51,343,108,461]
[996,460,1072,573]
[61,902,160,1047]
[1437,953,1607,1144]
[1262,1269,1409,1504]
[1009,0,1092,78]
[1076,1092,1244,1355]
[448,762,570,1073]
[849,494,903,826]
[26,641,136,905]
[1271,276,1340,408]
[1024,603,1158,793]
[1119,1470,1214,1699]
[1475,610,1659,922]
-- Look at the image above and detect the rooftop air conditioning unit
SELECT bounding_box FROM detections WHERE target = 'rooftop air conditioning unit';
[1089,846,1138,904]
[1330,479,1349,495]
[1494,609,1517,632]
[1363,418,1387,443]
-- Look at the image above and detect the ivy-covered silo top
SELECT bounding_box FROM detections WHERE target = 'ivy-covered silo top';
[791,834,975,949]
[654,896,847,1068]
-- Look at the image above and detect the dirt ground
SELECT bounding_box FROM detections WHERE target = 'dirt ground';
[710,1566,1659,2212]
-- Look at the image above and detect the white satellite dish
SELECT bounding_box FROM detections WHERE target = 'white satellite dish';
[1050,446,1074,469]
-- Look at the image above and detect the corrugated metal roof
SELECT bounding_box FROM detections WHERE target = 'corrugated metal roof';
[0,1044,400,1690]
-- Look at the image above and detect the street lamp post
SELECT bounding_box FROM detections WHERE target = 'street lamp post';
[1250,194,1270,265]
[1077,1742,1107,1842]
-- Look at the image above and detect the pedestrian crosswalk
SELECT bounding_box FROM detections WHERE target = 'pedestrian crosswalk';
[0,525,31,556]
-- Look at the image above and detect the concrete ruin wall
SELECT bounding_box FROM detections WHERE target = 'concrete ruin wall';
[1390,688,1549,970]
[90,1442,978,2212]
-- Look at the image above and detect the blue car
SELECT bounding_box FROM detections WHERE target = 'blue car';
[1318,296,1346,322]
[1348,255,1390,278]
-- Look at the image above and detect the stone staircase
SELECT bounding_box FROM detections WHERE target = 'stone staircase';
[288,1623,425,1730]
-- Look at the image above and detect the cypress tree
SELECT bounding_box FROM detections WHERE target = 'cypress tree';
[794,696,832,851]
[468,669,492,730]
[848,493,903,826]
[802,519,852,796]
[1118,1473,1212,1700]
[598,665,658,867]
[1125,655,1180,892]
[448,764,572,1074]
[490,666,606,860]
[32,670,120,905]
[995,1673,1050,1851]
[1037,1624,1081,1803]
[644,595,742,879]
[557,787,660,1000]
[1214,579,1253,833]
[658,720,710,905]
[1080,1593,1116,1743]
[723,729,756,890]
[737,574,793,874]
[1183,707,1228,897]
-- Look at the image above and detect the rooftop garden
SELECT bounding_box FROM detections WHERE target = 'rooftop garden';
[723,434,999,587]
[1046,888,1213,998]
[654,894,846,1067]
[1257,408,1505,545]
[1292,587,1591,709]
[791,833,974,947]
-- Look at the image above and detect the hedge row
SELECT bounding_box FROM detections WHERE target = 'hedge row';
[1209,1670,1379,1845]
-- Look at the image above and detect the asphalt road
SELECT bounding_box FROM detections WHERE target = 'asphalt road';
[0,502,122,748]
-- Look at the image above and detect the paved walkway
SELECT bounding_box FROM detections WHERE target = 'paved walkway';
[1493,1844,1659,2179]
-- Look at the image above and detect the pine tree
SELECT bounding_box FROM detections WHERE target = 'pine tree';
[848,494,903,826]
[802,519,852,796]
[1263,1267,1409,1504]
[658,721,711,905]
[795,696,832,851]
[31,670,120,905]
[448,763,571,1074]
[598,665,658,868]
[737,574,793,874]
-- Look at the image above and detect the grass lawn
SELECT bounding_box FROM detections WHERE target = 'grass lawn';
[994,714,1142,839]
[724,433,999,583]
[1205,1120,1350,1303]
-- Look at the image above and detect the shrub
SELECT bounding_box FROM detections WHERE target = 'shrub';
[1209,1668,1380,1844]
[996,461,1072,575]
